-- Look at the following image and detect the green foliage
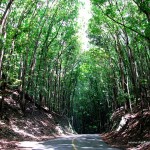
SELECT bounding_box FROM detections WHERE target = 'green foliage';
[0,0,80,114]
[73,0,150,133]
[145,23,150,37]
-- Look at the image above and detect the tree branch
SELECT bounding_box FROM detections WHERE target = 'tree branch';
[97,4,150,41]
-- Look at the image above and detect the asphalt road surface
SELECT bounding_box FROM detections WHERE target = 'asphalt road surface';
[18,134,120,150]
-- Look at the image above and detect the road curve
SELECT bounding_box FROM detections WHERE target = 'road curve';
[18,134,120,150]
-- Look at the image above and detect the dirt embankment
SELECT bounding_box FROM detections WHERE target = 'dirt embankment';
[101,107,150,150]
[0,90,75,149]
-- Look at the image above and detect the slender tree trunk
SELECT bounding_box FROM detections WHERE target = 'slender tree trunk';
[0,0,14,78]
[115,33,131,110]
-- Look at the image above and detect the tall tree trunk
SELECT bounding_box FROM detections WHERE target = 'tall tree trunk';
[115,33,131,110]
[0,0,14,78]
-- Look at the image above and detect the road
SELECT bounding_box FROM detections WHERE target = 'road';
[18,134,120,150]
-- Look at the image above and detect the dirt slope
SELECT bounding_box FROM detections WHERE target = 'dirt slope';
[101,107,150,150]
[0,90,75,149]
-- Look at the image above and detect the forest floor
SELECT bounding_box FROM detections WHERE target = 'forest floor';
[101,106,150,150]
[0,89,75,149]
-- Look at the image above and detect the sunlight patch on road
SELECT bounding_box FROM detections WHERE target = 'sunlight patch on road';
[18,141,55,150]
[72,137,78,150]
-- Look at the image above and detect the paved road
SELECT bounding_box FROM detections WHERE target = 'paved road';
[18,134,120,150]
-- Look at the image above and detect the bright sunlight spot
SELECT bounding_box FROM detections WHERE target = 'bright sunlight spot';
[78,0,92,52]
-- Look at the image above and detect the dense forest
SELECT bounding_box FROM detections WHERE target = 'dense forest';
[0,0,150,137]
[74,0,150,133]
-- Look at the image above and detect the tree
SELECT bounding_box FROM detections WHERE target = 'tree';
[0,0,80,115]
